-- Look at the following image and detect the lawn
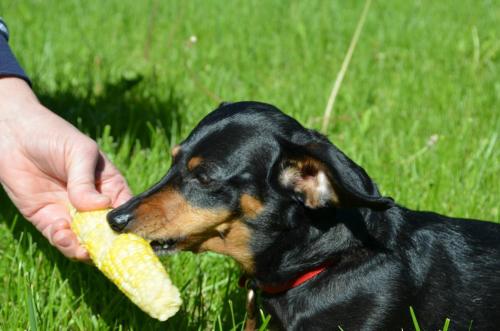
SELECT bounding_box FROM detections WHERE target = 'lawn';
[0,0,498,330]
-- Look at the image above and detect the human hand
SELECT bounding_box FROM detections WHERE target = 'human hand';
[0,77,133,260]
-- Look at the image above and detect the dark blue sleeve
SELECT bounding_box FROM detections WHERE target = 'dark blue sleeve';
[0,34,31,86]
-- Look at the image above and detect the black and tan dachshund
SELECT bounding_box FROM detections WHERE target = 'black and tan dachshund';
[108,101,500,331]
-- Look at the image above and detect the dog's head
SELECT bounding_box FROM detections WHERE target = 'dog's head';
[107,101,393,274]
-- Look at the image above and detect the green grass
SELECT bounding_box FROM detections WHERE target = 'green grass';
[0,0,498,330]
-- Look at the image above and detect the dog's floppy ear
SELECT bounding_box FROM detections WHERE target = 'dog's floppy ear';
[277,138,393,210]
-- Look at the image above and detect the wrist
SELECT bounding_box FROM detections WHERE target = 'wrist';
[0,77,40,118]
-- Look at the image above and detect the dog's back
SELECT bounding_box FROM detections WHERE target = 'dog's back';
[264,208,500,331]
[399,210,500,330]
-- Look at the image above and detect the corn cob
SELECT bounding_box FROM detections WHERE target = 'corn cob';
[70,208,182,321]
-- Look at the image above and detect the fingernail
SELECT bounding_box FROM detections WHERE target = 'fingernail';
[54,234,72,247]
[43,224,55,245]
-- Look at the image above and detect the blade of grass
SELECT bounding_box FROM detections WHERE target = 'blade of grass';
[321,0,372,133]
[26,283,38,331]
[258,309,271,331]
[229,299,236,329]
[442,318,451,331]
[410,306,421,331]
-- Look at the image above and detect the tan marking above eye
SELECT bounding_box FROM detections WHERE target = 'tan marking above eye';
[240,194,264,218]
[187,156,203,171]
[171,145,181,157]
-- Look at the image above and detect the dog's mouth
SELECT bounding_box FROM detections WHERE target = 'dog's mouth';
[149,238,183,255]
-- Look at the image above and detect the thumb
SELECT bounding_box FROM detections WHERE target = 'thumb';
[67,143,111,210]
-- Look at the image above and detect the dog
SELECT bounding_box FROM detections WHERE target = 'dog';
[108,101,500,330]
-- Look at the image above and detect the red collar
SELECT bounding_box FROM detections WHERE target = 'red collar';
[240,260,334,295]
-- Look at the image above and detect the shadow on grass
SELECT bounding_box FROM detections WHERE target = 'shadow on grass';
[35,74,184,148]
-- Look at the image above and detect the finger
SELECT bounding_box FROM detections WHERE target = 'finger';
[52,228,90,261]
[74,246,91,262]
[30,205,90,262]
[41,218,69,246]
[52,228,74,248]
[97,153,133,208]
[50,221,91,262]
[32,204,72,240]
[67,143,111,210]
[113,185,134,208]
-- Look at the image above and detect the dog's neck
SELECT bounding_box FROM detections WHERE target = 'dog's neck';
[251,207,388,286]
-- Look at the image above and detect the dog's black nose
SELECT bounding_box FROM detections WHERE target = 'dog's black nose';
[107,209,134,232]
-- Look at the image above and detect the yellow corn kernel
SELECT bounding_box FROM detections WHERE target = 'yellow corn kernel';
[70,208,182,321]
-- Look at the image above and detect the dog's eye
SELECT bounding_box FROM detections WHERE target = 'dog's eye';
[195,172,212,186]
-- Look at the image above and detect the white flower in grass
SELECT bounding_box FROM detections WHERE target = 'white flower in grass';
[427,134,439,147]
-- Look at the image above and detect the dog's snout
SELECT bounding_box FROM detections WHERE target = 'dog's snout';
[107,209,134,232]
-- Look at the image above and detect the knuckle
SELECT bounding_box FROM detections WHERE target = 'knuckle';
[82,141,99,155]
